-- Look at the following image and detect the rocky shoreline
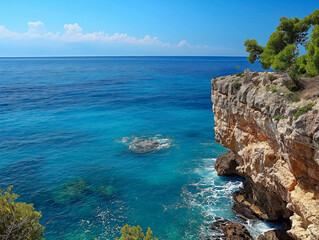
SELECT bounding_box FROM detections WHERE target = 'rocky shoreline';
[211,70,319,240]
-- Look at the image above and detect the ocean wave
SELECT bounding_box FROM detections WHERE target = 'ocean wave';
[181,158,274,239]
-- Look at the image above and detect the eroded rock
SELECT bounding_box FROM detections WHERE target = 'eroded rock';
[215,151,239,176]
[257,229,294,240]
[212,72,319,240]
[221,222,253,240]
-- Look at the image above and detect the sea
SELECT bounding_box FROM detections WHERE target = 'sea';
[0,56,276,239]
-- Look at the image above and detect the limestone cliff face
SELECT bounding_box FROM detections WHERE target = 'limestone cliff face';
[211,71,319,240]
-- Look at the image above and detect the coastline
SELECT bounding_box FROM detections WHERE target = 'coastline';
[211,70,319,239]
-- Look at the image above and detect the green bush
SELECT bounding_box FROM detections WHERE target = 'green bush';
[265,105,270,110]
[288,64,303,91]
[286,92,299,102]
[274,115,284,121]
[268,73,277,81]
[294,103,316,120]
[232,80,242,90]
[116,225,158,240]
[270,85,277,93]
[0,186,44,240]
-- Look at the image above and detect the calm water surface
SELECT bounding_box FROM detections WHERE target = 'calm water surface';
[0,57,273,239]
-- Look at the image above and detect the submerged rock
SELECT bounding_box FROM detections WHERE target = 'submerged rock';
[129,138,160,153]
[88,185,116,197]
[52,179,115,204]
[118,135,172,153]
[52,179,89,204]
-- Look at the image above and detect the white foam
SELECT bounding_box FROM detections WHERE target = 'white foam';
[182,159,274,239]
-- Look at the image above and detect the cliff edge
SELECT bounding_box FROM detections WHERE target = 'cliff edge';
[211,70,319,240]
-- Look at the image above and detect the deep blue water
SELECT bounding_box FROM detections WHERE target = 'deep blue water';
[0,57,272,239]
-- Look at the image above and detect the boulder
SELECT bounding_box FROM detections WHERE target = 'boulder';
[221,222,253,240]
[215,151,239,176]
[257,229,294,240]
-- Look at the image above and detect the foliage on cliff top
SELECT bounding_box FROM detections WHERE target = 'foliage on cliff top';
[244,10,319,77]
[116,224,158,240]
[0,186,44,240]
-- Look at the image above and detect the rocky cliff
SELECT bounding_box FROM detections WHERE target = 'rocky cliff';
[211,70,319,240]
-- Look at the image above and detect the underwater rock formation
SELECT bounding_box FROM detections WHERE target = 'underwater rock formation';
[52,179,115,204]
[211,71,319,240]
[118,135,172,153]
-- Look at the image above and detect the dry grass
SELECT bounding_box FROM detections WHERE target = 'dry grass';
[299,75,319,99]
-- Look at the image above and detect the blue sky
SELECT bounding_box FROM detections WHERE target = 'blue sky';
[0,0,318,56]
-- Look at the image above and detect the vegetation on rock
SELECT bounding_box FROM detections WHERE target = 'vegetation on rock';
[0,186,44,240]
[294,102,316,120]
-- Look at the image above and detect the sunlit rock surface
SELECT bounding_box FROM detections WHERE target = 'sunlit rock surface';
[211,71,319,240]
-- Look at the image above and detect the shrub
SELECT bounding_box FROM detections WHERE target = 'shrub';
[274,115,284,121]
[232,80,242,90]
[286,92,299,102]
[0,186,44,240]
[268,73,277,81]
[294,103,316,120]
[270,85,277,93]
[313,109,318,114]
[236,72,244,77]
[116,225,158,240]
[288,64,302,91]
[265,105,270,110]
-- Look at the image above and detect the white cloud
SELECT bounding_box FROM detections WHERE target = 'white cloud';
[177,40,190,47]
[0,21,210,49]
[27,21,45,35]
[64,23,82,35]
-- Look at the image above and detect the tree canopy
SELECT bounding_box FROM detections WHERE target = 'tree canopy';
[244,10,319,77]
[116,225,158,240]
[0,186,44,240]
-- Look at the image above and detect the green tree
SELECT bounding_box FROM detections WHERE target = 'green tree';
[244,39,264,64]
[305,25,319,76]
[244,10,319,76]
[0,186,44,240]
[116,225,158,240]
[272,44,298,70]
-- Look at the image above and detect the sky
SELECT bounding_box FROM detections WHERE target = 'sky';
[0,0,318,56]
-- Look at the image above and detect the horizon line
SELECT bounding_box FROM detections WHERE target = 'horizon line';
[0,55,248,58]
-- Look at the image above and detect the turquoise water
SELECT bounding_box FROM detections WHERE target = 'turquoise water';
[0,57,272,239]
